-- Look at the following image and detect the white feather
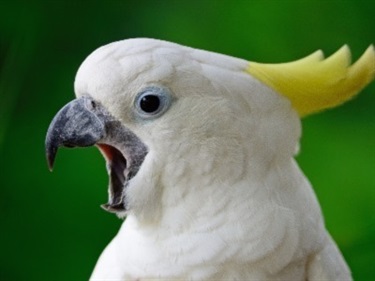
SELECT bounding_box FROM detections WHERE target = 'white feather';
[74,38,351,280]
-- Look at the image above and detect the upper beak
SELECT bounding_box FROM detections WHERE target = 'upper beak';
[45,95,148,213]
[45,96,105,171]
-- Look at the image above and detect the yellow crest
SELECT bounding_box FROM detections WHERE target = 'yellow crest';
[246,45,375,116]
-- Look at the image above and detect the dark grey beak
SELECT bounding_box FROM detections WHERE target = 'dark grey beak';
[45,96,148,214]
[45,96,105,171]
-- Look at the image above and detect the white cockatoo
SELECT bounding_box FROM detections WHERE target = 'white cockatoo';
[46,39,375,280]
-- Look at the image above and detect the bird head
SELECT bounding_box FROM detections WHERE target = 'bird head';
[45,39,374,222]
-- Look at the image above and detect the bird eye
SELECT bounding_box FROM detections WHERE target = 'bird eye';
[139,94,160,113]
[135,86,172,119]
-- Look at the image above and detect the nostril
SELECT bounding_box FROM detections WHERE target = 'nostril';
[91,100,96,109]
[84,96,98,111]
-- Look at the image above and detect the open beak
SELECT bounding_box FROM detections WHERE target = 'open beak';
[45,96,148,213]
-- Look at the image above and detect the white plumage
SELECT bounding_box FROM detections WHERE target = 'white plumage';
[49,38,375,280]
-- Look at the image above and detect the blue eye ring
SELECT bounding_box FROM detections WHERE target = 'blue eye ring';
[134,86,172,119]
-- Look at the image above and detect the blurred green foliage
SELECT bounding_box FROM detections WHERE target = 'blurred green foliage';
[0,1,374,280]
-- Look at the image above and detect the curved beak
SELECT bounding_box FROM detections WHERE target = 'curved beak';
[45,96,148,214]
[45,96,105,171]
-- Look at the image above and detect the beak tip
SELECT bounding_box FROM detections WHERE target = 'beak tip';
[48,163,54,172]
[46,143,57,172]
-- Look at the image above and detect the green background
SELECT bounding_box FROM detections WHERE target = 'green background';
[0,1,374,280]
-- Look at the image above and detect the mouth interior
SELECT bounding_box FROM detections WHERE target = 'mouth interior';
[97,143,128,212]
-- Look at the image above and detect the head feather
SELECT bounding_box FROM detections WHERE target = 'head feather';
[246,45,375,116]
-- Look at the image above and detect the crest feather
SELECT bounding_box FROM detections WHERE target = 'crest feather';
[246,45,375,116]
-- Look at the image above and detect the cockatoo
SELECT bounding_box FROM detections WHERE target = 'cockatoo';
[45,38,375,281]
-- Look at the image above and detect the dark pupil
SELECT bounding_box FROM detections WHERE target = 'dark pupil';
[140,95,160,113]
